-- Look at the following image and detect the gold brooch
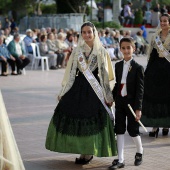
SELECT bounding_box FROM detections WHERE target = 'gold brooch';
[79,57,83,62]
[129,66,132,72]
[158,41,161,45]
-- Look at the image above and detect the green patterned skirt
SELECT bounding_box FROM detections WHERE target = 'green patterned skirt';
[45,107,117,157]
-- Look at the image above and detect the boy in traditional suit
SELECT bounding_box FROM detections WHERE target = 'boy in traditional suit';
[109,38,144,169]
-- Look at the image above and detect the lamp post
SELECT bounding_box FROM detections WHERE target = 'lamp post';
[91,0,92,21]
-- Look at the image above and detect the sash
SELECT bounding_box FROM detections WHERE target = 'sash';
[78,52,114,120]
[155,36,170,62]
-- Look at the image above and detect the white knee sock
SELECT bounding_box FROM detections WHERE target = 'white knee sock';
[132,136,143,154]
[117,134,124,163]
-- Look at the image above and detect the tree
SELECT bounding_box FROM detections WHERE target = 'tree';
[55,0,88,13]
[134,9,143,25]
[10,0,38,19]
[0,0,12,15]
[153,0,170,6]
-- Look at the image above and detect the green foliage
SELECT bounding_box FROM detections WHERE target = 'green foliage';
[27,6,34,16]
[0,0,12,15]
[104,0,112,7]
[134,9,143,25]
[57,0,88,13]
[85,5,91,16]
[93,21,122,29]
[95,0,102,2]
[159,0,170,5]
[41,4,57,14]
[151,0,170,8]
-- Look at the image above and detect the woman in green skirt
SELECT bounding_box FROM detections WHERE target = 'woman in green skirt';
[45,21,117,164]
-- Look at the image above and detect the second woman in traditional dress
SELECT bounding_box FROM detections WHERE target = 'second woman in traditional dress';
[142,13,170,137]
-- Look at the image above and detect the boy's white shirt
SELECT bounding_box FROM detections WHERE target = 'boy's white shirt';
[121,58,133,97]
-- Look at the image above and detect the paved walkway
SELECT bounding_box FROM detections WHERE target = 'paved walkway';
[0,56,170,170]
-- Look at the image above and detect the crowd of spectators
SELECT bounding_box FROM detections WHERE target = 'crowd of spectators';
[0,16,149,77]
[0,19,80,76]
[118,1,169,28]
[98,27,148,60]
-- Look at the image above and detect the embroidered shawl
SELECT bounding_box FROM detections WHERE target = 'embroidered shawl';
[58,43,115,103]
[147,29,170,60]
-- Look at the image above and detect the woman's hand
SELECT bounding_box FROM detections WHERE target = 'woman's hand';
[135,110,142,122]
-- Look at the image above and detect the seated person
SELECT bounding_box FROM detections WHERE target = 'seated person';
[134,30,148,56]
[46,33,58,53]
[55,32,72,67]
[46,33,64,68]
[39,35,58,70]
[23,29,36,54]
[7,33,30,74]
[0,36,17,76]
[65,33,77,48]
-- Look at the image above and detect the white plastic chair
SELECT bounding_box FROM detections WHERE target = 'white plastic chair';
[30,43,49,71]
[5,35,13,46]
[19,34,26,42]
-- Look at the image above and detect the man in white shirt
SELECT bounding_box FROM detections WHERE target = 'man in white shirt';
[7,33,30,74]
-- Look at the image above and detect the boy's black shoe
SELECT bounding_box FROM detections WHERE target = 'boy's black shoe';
[134,153,143,166]
[108,159,125,169]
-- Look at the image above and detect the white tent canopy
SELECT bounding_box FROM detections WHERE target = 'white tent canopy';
[86,0,98,9]
[36,0,55,5]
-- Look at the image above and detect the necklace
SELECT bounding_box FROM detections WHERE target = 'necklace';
[83,47,93,63]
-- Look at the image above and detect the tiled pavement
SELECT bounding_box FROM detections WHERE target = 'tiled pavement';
[0,56,170,170]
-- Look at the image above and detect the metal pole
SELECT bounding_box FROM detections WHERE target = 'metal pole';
[103,0,104,29]
[91,0,92,21]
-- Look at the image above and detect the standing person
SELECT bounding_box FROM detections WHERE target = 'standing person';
[142,13,170,137]
[146,0,151,11]
[140,22,148,43]
[118,4,125,26]
[4,18,11,29]
[45,21,117,164]
[10,18,16,34]
[160,5,168,15]
[109,38,144,170]
[151,3,161,27]
[124,1,134,26]
[97,6,104,22]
